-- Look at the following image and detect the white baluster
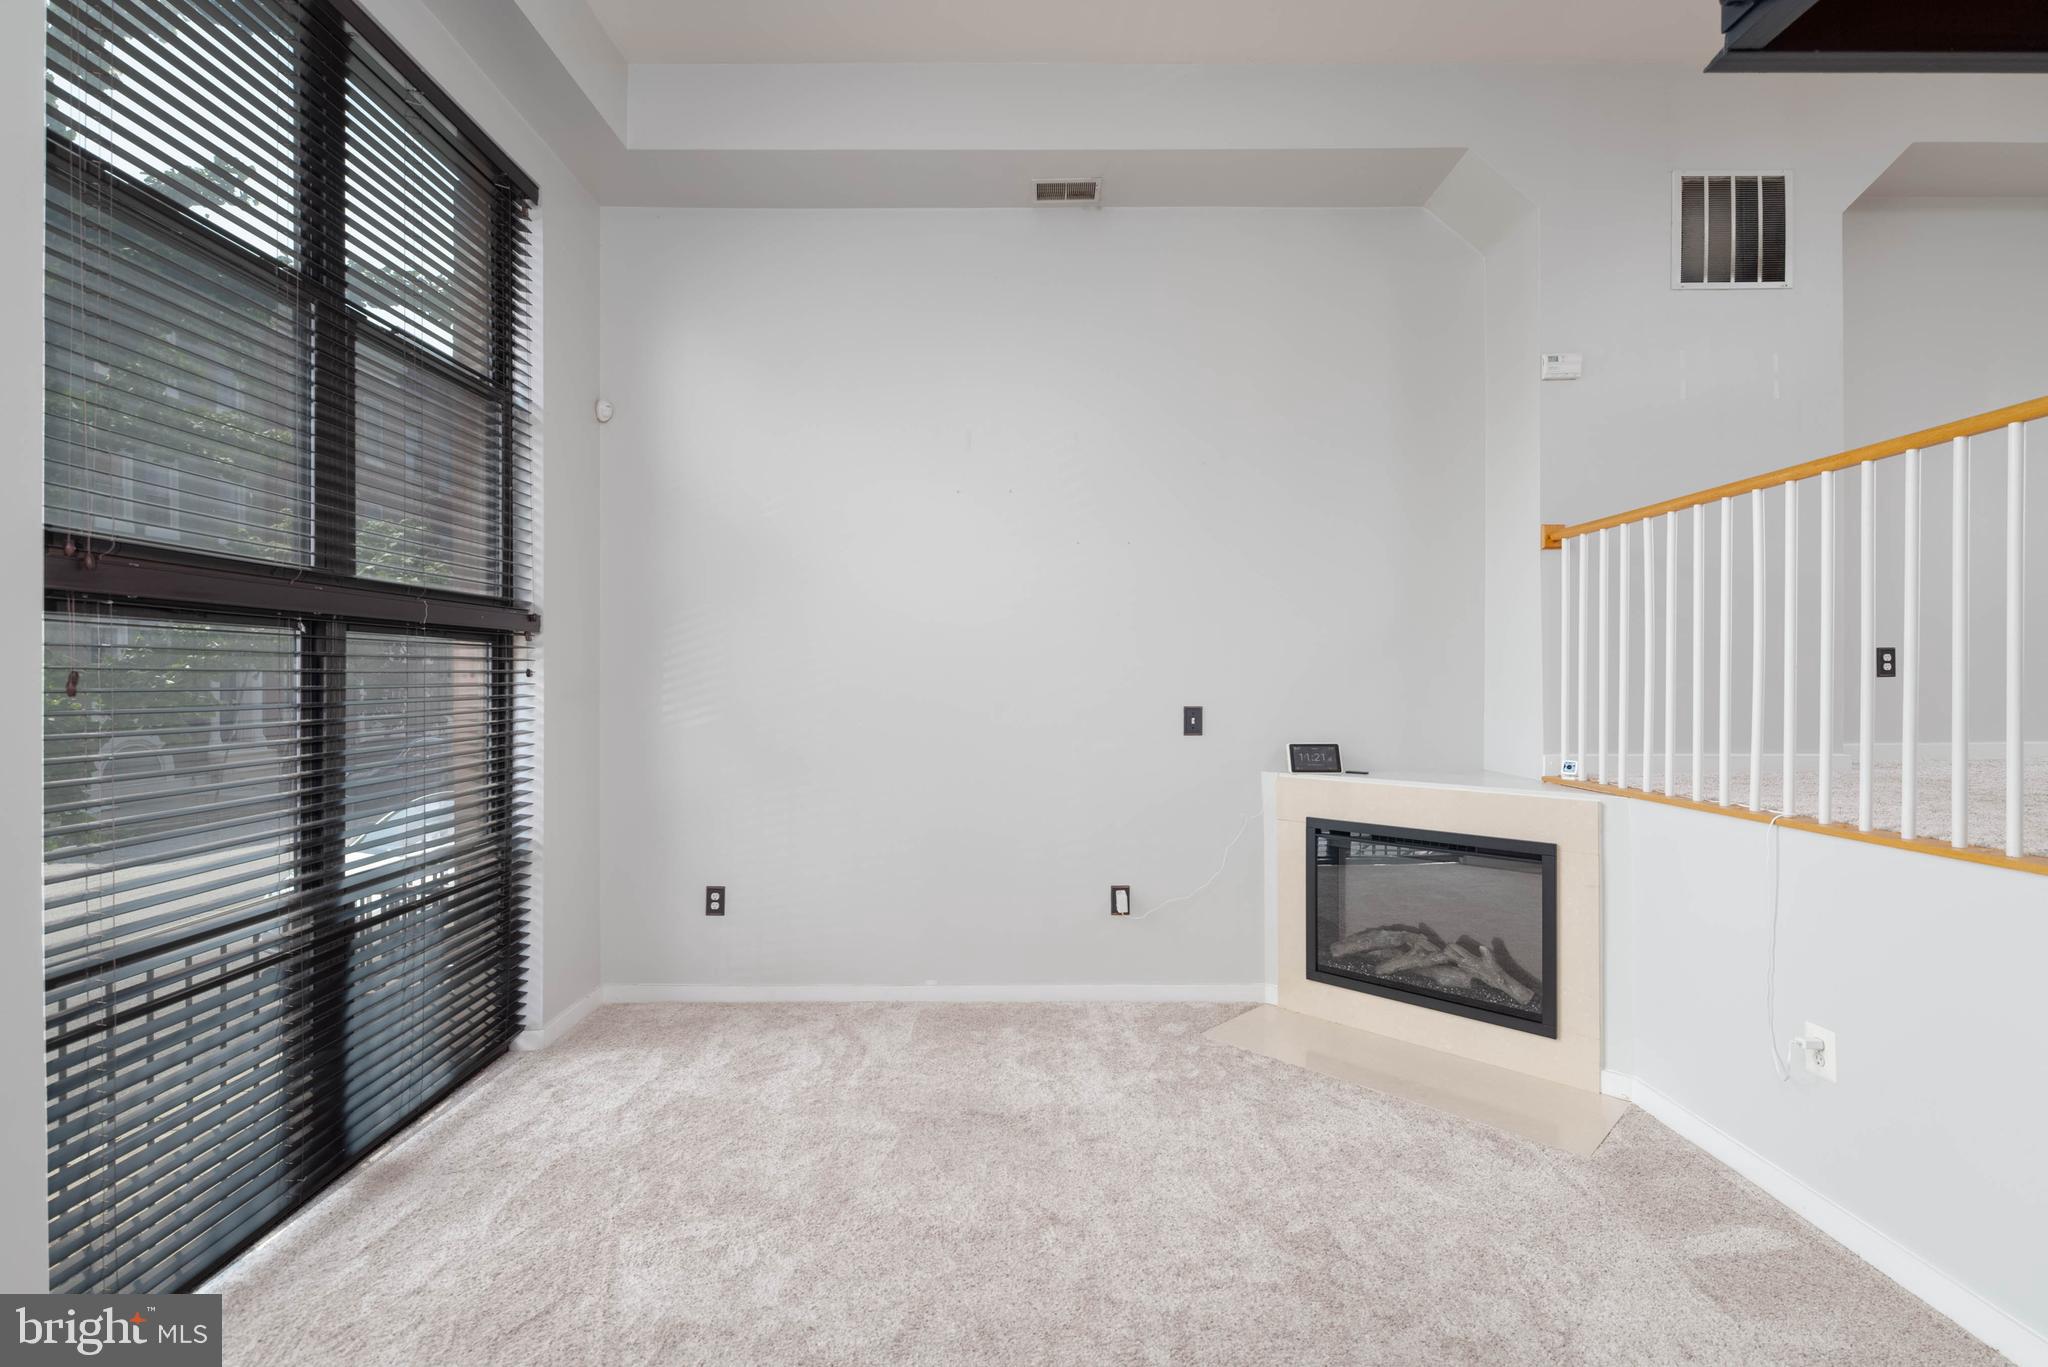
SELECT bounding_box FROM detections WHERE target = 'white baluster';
[1693,503,1705,800]
[1642,516,1656,792]
[1953,436,1969,849]
[1665,510,1677,797]
[1559,535,1572,775]
[1577,531,1590,781]
[1719,497,1733,806]
[1859,462,1875,832]
[1819,471,1835,824]
[1598,528,1611,784]
[1750,490,1765,811]
[2006,422,2025,858]
[1782,481,1798,814]
[1901,448,1920,839]
[1619,522,1632,788]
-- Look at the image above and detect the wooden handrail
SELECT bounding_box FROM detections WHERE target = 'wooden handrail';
[1540,393,2048,549]
[1541,775,2048,877]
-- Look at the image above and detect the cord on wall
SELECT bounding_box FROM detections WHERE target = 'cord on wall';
[1126,810,1262,922]
[1762,811,1798,1082]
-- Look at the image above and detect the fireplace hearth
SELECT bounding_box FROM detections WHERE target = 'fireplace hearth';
[1307,820,1557,1037]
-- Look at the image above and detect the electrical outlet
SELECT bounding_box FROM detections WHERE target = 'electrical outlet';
[1800,1021,1837,1082]
[1875,647,1897,678]
[1110,886,1131,917]
[705,885,725,917]
[1183,706,1203,737]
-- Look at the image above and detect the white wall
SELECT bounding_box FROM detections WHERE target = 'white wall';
[1601,797,2048,1355]
[1425,155,1543,777]
[612,61,2048,764]
[1847,198,2048,442]
[1846,197,2048,745]
[2,0,49,1295]
[598,206,1485,989]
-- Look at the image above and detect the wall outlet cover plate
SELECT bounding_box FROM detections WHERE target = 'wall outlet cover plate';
[1802,1020,1838,1082]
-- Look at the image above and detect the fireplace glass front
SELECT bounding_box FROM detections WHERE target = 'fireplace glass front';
[1307,821,1556,1036]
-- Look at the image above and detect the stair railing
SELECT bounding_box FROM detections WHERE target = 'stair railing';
[1544,394,2046,874]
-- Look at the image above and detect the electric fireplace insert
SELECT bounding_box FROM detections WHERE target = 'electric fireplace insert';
[1307,820,1557,1037]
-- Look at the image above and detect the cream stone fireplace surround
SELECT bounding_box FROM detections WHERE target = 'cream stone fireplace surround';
[1273,774,1603,1087]
[1211,773,1616,1150]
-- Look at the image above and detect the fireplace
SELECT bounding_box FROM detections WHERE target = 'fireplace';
[1307,820,1557,1037]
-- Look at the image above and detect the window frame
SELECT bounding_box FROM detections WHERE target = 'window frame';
[43,0,538,1295]
[46,0,539,634]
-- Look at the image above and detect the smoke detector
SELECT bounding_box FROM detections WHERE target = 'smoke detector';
[1034,179,1101,206]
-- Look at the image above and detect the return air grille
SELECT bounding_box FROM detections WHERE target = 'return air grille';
[1034,179,1100,204]
[1674,174,1789,287]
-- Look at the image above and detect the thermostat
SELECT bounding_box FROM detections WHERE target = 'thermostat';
[1540,353,1583,381]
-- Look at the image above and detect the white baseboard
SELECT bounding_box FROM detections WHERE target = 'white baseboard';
[511,986,600,1051]
[601,982,1271,1005]
[1603,1071,2045,1366]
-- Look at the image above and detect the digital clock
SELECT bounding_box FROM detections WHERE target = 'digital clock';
[1288,743,1343,773]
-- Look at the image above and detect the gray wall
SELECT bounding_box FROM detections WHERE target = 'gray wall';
[1846,197,2048,747]
[2,0,48,1295]
[1425,155,1543,777]
[597,206,1487,990]
[1602,793,2048,1346]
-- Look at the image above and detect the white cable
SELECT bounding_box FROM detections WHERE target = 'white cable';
[1128,810,1262,921]
[1763,811,1794,1081]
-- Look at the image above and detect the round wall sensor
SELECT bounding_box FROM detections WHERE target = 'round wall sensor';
[594,399,615,423]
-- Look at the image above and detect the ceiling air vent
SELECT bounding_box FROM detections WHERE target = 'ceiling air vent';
[1034,179,1100,205]
[1673,174,1789,288]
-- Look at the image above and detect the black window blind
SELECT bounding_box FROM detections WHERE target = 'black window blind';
[43,0,536,1294]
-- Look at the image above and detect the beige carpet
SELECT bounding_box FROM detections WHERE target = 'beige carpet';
[207,1004,1997,1366]
[1606,755,2046,857]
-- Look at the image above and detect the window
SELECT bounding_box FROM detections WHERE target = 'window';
[1673,174,1790,288]
[43,0,536,1294]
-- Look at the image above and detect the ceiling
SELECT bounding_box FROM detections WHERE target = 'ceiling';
[583,0,1715,66]
[1855,142,2048,201]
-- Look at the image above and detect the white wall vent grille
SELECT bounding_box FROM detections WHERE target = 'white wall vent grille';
[1034,179,1100,205]
[1673,174,1789,288]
